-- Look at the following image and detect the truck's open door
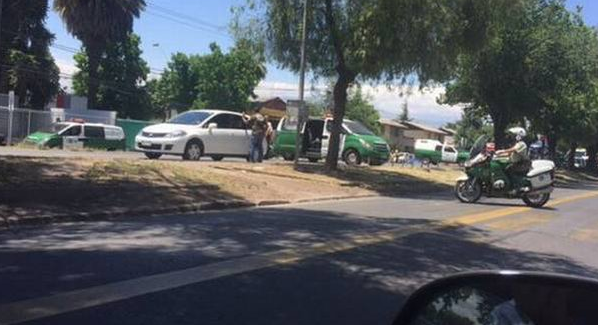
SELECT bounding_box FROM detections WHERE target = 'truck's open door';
[322,119,345,159]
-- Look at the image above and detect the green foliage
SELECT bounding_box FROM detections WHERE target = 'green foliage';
[193,43,266,111]
[54,0,145,109]
[443,0,598,149]
[149,42,266,113]
[398,101,412,123]
[450,112,494,149]
[345,87,381,135]
[73,34,153,119]
[308,85,381,134]
[237,0,517,169]
[0,0,60,109]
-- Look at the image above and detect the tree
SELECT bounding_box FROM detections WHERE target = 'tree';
[149,42,265,114]
[149,53,201,115]
[451,112,494,149]
[345,87,380,135]
[398,100,412,123]
[54,0,145,109]
[0,0,59,109]
[308,84,381,133]
[73,34,153,119]
[443,0,598,149]
[193,42,266,111]
[236,0,517,170]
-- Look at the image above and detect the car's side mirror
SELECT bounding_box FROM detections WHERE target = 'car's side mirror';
[208,123,218,130]
[392,271,598,325]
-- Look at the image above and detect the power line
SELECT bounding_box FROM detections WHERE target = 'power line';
[0,28,168,75]
[144,10,230,39]
[146,1,226,31]
[0,63,141,97]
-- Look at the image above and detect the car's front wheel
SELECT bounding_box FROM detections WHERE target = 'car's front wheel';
[145,152,162,160]
[455,178,482,203]
[343,149,362,166]
[183,139,203,161]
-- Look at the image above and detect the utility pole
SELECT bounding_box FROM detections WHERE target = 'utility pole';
[294,0,309,167]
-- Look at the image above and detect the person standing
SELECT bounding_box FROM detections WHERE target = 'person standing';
[242,112,268,163]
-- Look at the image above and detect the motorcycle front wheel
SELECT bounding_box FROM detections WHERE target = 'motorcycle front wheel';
[523,193,551,208]
[455,179,482,203]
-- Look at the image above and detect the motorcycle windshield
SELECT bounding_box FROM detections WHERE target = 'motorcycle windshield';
[470,135,490,158]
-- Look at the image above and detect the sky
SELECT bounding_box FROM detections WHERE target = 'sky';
[46,0,598,127]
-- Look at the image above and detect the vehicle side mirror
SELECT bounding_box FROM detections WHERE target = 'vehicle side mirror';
[392,271,598,325]
[208,123,218,130]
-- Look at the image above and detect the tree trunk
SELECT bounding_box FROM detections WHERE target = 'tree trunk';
[322,0,356,171]
[586,143,597,172]
[567,142,578,169]
[86,42,102,110]
[490,109,507,148]
[547,134,557,159]
[325,71,354,170]
[493,122,507,149]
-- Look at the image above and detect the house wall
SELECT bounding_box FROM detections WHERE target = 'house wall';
[382,125,405,149]
[382,125,446,152]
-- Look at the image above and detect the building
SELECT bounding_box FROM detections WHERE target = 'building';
[379,119,409,150]
[379,119,448,152]
[440,127,457,145]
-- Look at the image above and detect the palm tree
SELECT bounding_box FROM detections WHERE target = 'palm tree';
[53,0,146,109]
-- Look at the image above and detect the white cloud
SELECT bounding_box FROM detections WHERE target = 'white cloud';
[360,85,463,127]
[255,81,462,127]
[254,80,325,100]
[55,58,78,91]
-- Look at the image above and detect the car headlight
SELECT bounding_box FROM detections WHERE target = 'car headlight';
[359,138,372,149]
[165,130,187,138]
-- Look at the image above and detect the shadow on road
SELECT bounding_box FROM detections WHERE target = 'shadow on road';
[2,206,598,325]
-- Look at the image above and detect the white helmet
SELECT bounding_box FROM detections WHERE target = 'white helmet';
[508,127,527,140]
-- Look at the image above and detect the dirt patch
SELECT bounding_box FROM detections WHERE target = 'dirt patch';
[0,157,458,225]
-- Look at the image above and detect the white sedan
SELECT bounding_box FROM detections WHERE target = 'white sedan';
[135,110,267,161]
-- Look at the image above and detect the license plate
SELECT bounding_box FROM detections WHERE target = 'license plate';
[141,141,152,147]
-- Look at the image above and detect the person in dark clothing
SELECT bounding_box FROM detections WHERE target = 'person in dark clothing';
[242,112,268,163]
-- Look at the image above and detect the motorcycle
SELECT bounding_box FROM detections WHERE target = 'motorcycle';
[455,135,555,208]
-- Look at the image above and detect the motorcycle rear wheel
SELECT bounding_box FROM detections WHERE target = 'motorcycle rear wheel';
[523,193,550,208]
[455,179,482,203]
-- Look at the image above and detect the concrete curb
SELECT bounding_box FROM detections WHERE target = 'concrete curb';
[0,194,378,229]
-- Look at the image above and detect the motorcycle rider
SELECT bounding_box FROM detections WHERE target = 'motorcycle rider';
[496,127,531,177]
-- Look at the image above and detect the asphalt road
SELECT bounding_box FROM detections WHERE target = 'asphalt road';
[2,185,598,325]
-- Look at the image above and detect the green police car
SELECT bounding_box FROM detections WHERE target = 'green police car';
[273,117,390,165]
[25,122,126,151]
[414,139,470,165]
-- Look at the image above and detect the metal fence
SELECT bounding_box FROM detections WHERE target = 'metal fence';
[0,106,117,145]
[0,106,53,144]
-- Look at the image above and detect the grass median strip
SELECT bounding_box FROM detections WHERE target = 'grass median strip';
[1,157,461,224]
[2,190,598,324]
